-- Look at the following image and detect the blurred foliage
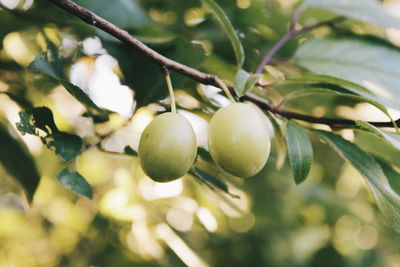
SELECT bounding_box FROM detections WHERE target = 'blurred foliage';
[1,0,400,266]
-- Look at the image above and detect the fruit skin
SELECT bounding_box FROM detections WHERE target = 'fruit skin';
[208,103,271,177]
[138,112,197,182]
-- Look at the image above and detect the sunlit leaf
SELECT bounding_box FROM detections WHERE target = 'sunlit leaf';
[28,54,108,119]
[282,87,394,126]
[56,168,93,199]
[303,0,400,29]
[314,129,400,232]
[285,121,313,184]
[0,123,40,202]
[234,69,250,96]
[294,38,400,110]
[200,0,245,67]
[356,121,400,150]
[234,69,261,97]
[288,74,373,95]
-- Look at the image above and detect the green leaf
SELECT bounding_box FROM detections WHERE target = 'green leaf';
[200,0,245,67]
[285,121,313,184]
[356,121,400,150]
[288,74,374,95]
[191,167,238,198]
[234,69,261,97]
[294,38,400,110]
[234,69,250,96]
[28,54,59,78]
[303,0,400,29]
[49,132,84,162]
[16,112,37,136]
[265,112,286,169]
[56,168,93,199]
[244,74,261,95]
[15,107,84,162]
[314,129,400,232]
[28,54,108,120]
[123,146,138,156]
[59,80,108,118]
[197,147,214,163]
[283,87,395,125]
[355,130,400,168]
[30,106,59,134]
[378,160,400,196]
[74,0,149,29]
[0,123,40,202]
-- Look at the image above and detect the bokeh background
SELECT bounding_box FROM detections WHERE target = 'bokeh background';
[1,0,400,266]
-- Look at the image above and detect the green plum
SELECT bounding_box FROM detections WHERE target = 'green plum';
[138,112,197,182]
[208,103,271,177]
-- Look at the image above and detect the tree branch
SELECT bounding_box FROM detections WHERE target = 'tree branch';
[49,0,216,86]
[243,93,400,128]
[254,8,344,74]
[48,0,398,128]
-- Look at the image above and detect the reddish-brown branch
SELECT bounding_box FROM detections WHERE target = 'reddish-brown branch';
[243,93,400,127]
[48,0,397,128]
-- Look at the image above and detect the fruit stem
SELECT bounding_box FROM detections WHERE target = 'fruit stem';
[215,77,235,102]
[163,67,177,113]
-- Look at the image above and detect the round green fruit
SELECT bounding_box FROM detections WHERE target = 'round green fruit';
[208,102,271,177]
[138,112,197,182]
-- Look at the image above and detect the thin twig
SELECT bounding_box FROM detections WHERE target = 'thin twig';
[254,8,344,74]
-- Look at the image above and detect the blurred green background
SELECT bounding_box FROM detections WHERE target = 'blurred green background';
[1,0,400,266]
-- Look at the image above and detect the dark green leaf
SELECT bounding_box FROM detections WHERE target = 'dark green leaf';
[49,132,84,162]
[1,92,33,109]
[303,0,400,29]
[123,146,138,156]
[314,129,400,232]
[28,54,59,78]
[197,147,214,163]
[75,0,149,29]
[0,123,40,202]
[30,107,59,134]
[192,167,239,198]
[294,38,400,110]
[15,107,84,162]
[56,168,93,199]
[285,121,313,184]
[200,0,245,67]
[16,112,37,136]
